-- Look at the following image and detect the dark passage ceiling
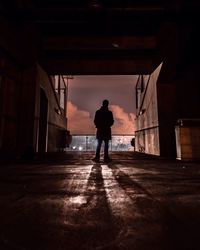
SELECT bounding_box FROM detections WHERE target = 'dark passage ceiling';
[1,0,199,74]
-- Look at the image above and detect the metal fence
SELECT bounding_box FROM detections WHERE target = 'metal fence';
[67,135,135,151]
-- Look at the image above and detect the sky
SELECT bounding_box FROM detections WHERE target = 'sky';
[67,75,138,135]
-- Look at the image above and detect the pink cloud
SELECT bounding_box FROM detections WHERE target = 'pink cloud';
[67,101,95,134]
[67,101,135,135]
[110,105,135,135]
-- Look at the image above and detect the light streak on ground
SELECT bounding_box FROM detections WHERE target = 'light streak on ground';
[101,164,141,220]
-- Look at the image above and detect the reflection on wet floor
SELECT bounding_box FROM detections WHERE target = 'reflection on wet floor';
[69,195,87,205]
[0,152,200,250]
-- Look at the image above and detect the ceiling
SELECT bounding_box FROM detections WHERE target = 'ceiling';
[1,0,199,75]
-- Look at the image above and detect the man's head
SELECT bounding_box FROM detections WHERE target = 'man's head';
[102,99,109,107]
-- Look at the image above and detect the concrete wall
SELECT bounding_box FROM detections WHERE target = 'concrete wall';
[0,12,41,159]
[155,21,200,158]
[135,63,162,155]
[0,51,39,159]
[176,65,200,119]
[173,64,200,160]
[36,65,67,152]
[0,51,20,158]
[17,66,38,157]
[0,49,67,159]
[157,83,177,157]
[136,61,200,159]
[135,20,200,159]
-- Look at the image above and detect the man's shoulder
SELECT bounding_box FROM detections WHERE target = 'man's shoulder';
[96,109,101,114]
[96,108,112,115]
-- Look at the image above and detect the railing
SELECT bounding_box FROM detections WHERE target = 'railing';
[67,134,135,151]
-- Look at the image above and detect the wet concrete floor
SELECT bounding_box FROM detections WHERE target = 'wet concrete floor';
[0,152,200,250]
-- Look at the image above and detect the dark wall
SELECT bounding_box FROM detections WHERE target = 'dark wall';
[0,51,21,158]
[36,66,67,153]
[157,84,177,158]
[176,65,200,119]
[17,66,37,158]
[0,53,68,160]
[156,20,200,158]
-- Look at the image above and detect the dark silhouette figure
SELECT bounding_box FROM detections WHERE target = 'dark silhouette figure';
[93,100,114,162]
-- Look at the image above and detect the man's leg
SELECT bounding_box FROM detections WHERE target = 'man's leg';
[104,139,109,160]
[95,139,102,160]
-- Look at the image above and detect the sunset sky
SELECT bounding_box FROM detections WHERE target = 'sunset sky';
[67,75,138,135]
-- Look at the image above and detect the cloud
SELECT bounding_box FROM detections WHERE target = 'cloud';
[110,105,135,134]
[67,101,95,134]
[67,101,135,135]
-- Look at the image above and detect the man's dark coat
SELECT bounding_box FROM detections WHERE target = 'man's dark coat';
[94,106,114,140]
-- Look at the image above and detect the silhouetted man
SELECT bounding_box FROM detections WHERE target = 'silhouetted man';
[93,99,114,162]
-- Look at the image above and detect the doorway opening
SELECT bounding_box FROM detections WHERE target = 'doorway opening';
[65,75,137,152]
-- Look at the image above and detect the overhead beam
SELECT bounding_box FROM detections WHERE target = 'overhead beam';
[39,57,158,75]
[41,48,157,59]
[42,36,156,50]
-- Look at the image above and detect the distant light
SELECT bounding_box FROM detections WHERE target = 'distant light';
[79,146,83,151]
[72,146,76,149]
[112,43,119,48]
[89,0,102,9]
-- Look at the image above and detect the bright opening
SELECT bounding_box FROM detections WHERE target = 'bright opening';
[65,75,138,151]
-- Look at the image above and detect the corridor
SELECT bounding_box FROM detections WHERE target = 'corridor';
[0,152,200,250]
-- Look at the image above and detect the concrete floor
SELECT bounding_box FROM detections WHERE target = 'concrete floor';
[0,152,200,250]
